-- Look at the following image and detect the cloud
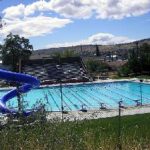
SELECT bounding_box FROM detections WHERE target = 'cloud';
[49,0,93,19]
[2,1,49,19]
[2,4,25,19]
[65,0,150,19]
[46,33,135,48]
[0,16,72,38]
[3,0,150,20]
[1,0,149,39]
[51,0,150,19]
[95,0,150,19]
[1,1,72,38]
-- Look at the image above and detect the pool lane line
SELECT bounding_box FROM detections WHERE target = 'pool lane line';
[69,87,93,106]
[92,85,119,104]
[92,85,127,107]
[110,82,150,97]
[87,87,116,108]
[65,88,89,109]
[102,86,135,101]
[108,82,149,100]
[42,90,52,111]
[44,93,52,111]
[114,85,149,99]
[62,88,84,108]
[47,90,61,111]
[113,85,150,101]
[102,84,149,106]
[68,87,93,106]
[60,90,79,110]
[78,87,103,104]
[52,88,72,111]
[96,85,133,106]
[77,87,113,108]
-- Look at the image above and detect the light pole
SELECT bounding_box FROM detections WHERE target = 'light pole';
[17,58,23,115]
[117,100,125,150]
[139,79,143,106]
[58,57,64,121]
[17,85,22,114]
[60,79,64,121]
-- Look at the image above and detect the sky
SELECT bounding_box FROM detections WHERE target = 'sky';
[0,0,150,50]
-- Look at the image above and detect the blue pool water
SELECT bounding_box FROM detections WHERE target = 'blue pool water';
[0,81,150,111]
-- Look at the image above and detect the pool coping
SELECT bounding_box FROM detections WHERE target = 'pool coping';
[38,78,150,88]
[46,104,150,121]
[0,78,150,91]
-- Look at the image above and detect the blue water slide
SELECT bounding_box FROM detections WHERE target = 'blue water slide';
[0,69,40,116]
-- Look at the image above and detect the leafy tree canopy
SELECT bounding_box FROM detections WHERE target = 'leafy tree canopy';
[95,45,100,56]
[85,59,110,73]
[0,33,33,72]
[119,43,150,77]
[52,50,77,58]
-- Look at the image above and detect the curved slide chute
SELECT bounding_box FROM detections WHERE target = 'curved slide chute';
[0,69,40,116]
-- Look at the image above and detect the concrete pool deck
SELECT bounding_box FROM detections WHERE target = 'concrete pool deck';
[0,105,150,125]
[46,104,150,121]
[41,78,150,88]
[0,78,150,90]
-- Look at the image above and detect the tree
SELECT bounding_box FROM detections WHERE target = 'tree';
[52,51,62,58]
[85,59,110,73]
[119,43,150,77]
[118,64,132,77]
[128,43,150,73]
[62,49,76,58]
[52,49,77,58]
[95,45,100,56]
[139,43,150,72]
[0,33,33,72]
[128,48,140,73]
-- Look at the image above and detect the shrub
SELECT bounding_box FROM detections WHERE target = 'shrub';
[118,64,132,77]
[85,60,110,73]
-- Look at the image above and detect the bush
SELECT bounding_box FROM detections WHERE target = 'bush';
[85,60,110,73]
[118,64,132,77]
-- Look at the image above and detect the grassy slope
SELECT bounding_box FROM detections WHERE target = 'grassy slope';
[0,113,150,150]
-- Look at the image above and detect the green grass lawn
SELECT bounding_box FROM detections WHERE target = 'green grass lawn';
[0,113,150,150]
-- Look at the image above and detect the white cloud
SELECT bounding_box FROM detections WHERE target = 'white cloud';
[3,0,150,20]
[50,0,150,19]
[48,0,93,19]
[1,1,72,38]
[2,4,25,19]
[0,16,72,38]
[86,33,133,44]
[2,1,49,19]
[46,33,135,48]
[1,0,149,39]
[95,0,150,19]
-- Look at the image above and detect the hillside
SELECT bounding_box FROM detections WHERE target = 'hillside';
[30,38,150,60]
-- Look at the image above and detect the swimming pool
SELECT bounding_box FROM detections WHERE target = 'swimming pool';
[0,81,150,111]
